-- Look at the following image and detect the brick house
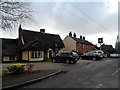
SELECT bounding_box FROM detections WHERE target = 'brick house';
[63,32,98,55]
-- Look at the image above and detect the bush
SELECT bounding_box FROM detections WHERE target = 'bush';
[45,58,52,62]
[7,63,26,74]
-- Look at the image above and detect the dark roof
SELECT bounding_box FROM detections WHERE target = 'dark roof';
[21,40,45,51]
[72,37,94,45]
[21,29,64,50]
[101,44,114,53]
[2,38,18,56]
[71,37,99,49]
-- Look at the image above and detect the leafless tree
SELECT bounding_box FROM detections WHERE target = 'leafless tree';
[0,0,31,31]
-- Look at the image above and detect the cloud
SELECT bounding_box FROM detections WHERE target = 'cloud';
[2,1,117,47]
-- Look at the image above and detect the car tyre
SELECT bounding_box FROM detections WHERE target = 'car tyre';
[66,59,70,64]
[79,57,82,60]
[93,57,96,61]
[73,61,77,64]
[52,59,56,63]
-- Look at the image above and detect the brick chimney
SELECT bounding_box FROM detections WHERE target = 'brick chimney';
[83,36,85,40]
[18,24,22,61]
[69,32,72,37]
[80,35,82,39]
[40,29,45,33]
[18,24,22,48]
[73,33,76,38]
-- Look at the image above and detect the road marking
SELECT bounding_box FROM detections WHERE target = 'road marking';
[112,67,120,76]
[96,84,103,88]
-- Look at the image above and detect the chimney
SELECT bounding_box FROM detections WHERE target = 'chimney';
[80,35,82,39]
[18,24,22,47]
[73,33,76,38]
[40,29,45,33]
[83,36,85,40]
[18,24,22,61]
[69,32,72,37]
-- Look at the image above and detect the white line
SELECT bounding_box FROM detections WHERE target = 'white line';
[95,84,103,88]
[112,67,120,76]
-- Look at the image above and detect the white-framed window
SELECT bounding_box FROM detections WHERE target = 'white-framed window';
[31,51,43,58]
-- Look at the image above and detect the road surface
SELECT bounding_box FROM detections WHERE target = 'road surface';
[19,58,119,89]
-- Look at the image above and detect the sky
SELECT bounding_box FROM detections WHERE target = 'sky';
[1,0,119,48]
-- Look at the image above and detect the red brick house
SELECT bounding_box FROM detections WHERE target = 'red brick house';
[63,32,98,55]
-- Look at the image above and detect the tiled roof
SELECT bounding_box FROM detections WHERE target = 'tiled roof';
[72,37,93,45]
[71,37,98,49]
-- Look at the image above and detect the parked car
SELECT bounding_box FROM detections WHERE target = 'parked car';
[52,51,79,64]
[110,53,120,58]
[80,50,104,61]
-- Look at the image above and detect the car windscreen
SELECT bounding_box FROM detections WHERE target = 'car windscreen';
[72,52,78,56]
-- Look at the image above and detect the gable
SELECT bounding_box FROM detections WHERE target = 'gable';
[63,36,76,51]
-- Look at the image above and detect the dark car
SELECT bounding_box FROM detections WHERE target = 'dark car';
[52,51,79,64]
[80,50,103,61]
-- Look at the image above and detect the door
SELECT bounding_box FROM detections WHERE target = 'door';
[49,50,52,59]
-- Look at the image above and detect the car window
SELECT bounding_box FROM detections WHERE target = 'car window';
[60,53,66,56]
[72,52,78,56]
[65,52,70,55]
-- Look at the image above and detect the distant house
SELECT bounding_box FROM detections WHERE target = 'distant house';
[2,25,64,62]
[63,32,98,55]
[101,44,116,54]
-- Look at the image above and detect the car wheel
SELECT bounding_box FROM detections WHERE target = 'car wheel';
[66,59,70,64]
[93,57,96,61]
[52,59,56,63]
[73,61,77,64]
[79,57,82,60]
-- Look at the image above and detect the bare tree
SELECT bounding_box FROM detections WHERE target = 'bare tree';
[0,0,31,31]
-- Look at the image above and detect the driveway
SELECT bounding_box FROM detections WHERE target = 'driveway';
[2,60,93,71]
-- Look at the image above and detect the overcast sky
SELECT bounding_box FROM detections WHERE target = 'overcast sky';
[1,0,119,47]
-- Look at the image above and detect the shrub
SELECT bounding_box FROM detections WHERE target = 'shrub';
[7,63,26,74]
[45,58,52,62]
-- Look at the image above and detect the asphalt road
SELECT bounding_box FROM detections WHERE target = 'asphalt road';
[20,58,119,89]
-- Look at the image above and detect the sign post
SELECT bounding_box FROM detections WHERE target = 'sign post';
[98,38,103,50]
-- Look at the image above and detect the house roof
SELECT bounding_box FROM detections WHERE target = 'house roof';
[2,38,18,56]
[101,44,114,53]
[71,37,99,49]
[21,29,65,50]
[21,40,45,51]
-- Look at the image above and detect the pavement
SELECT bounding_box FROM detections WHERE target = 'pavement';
[2,60,93,89]
[2,62,66,90]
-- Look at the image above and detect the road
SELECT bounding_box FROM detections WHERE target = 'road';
[19,58,119,89]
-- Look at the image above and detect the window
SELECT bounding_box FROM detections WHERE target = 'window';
[31,51,43,58]
[83,45,85,48]
[9,56,15,60]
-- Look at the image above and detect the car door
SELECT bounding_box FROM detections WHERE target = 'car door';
[57,53,65,62]
[86,52,94,60]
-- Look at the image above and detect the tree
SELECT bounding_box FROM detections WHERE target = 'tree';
[0,0,31,31]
